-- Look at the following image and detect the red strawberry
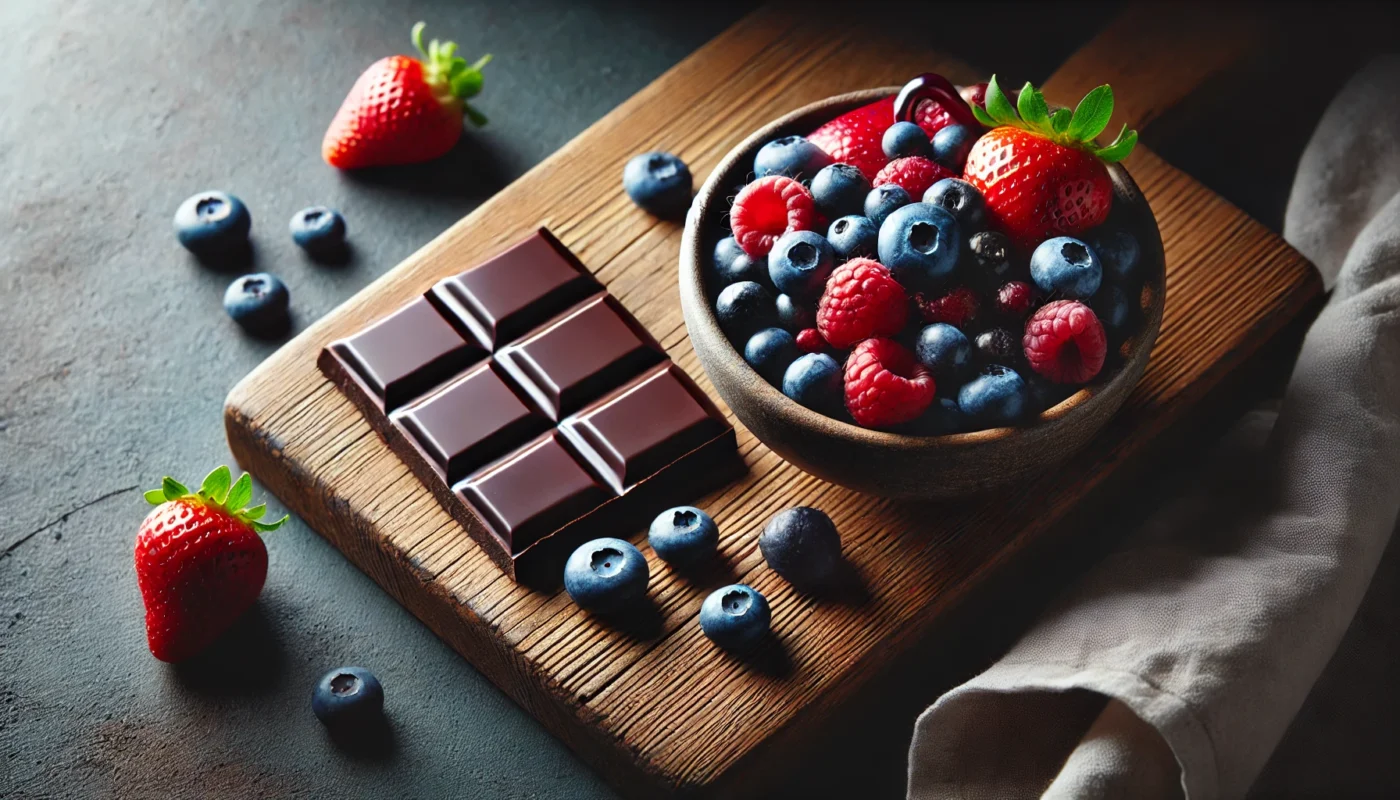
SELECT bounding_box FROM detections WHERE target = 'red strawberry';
[807,96,962,181]
[135,467,287,662]
[323,22,492,169]
[873,156,955,200]
[962,76,1137,251]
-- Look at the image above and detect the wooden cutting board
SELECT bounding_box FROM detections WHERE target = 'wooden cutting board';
[224,6,1319,797]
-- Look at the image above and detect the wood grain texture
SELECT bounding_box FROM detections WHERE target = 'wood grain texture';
[224,7,1321,797]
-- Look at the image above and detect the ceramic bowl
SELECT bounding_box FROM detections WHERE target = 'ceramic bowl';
[678,87,1165,499]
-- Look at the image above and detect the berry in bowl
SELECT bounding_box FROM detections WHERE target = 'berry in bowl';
[679,75,1164,498]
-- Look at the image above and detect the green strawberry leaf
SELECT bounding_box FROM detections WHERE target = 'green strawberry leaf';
[971,103,998,128]
[1017,82,1051,131]
[469,53,493,72]
[1095,125,1139,163]
[144,489,167,505]
[200,465,232,504]
[464,104,489,127]
[1050,108,1072,134]
[162,477,189,502]
[242,503,268,521]
[225,473,253,513]
[252,516,289,533]
[451,69,484,99]
[1067,84,1114,142]
[983,75,1020,127]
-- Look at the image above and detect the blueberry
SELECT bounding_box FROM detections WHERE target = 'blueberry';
[767,230,835,300]
[863,184,911,227]
[931,124,977,172]
[1092,284,1138,340]
[1088,229,1142,284]
[289,206,347,257]
[810,163,871,220]
[715,281,777,341]
[1025,374,1073,414]
[648,506,719,568]
[964,230,1019,285]
[173,190,251,257]
[700,584,771,650]
[759,507,841,590]
[712,236,768,287]
[623,151,692,219]
[311,666,384,728]
[915,323,973,383]
[754,135,832,180]
[826,215,879,260]
[775,293,815,332]
[922,178,986,232]
[974,328,1020,364]
[224,273,290,337]
[1030,236,1102,299]
[744,327,800,384]
[881,121,933,160]
[958,365,1028,425]
[782,352,843,414]
[563,538,650,612]
[877,203,962,289]
[913,396,968,435]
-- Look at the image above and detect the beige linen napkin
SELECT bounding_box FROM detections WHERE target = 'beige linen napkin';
[907,55,1400,800]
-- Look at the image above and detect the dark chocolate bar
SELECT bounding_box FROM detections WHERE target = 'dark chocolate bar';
[319,228,742,585]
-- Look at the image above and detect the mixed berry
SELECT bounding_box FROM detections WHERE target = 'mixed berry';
[709,74,1146,433]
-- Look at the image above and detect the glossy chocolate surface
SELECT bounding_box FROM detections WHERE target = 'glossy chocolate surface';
[329,297,485,411]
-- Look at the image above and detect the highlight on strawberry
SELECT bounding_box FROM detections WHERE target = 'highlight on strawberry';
[322,22,492,169]
[135,466,287,662]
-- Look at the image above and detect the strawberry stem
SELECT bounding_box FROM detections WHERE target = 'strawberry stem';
[972,75,1138,164]
[410,21,492,126]
[144,465,288,533]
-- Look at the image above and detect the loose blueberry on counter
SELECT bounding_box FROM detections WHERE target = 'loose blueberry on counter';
[312,666,384,728]
[173,190,251,257]
[931,124,976,172]
[753,135,833,180]
[700,584,771,650]
[915,323,973,383]
[767,230,834,300]
[715,281,778,341]
[1089,228,1142,284]
[563,538,650,612]
[965,230,1018,285]
[881,121,934,160]
[782,352,843,415]
[1092,283,1138,340]
[974,328,1020,365]
[775,293,815,332]
[744,327,800,385]
[877,203,962,289]
[827,215,878,260]
[863,184,911,227]
[1030,236,1102,299]
[810,163,870,220]
[648,506,719,568]
[224,273,290,337]
[923,178,985,232]
[289,206,347,258]
[759,506,842,590]
[623,152,693,219]
[958,365,1028,425]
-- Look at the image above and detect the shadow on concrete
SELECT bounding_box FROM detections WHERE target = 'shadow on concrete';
[326,715,398,763]
[171,602,286,697]
[341,133,511,202]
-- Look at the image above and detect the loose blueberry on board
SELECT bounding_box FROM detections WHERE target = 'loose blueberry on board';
[648,506,719,568]
[782,352,843,414]
[563,538,650,613]
[173,190,251,257]
[930,124,976,172]
[877,202,962,289]
[775,293,815,332]
[922,178,986,232]
[767,230,835,300]
[810,163,871,220]
[753,135,833,180]
[974,328,1020,365]
[915,323,973,383]
[311,666,385,728]
[826,215,879,261]
[881,121,934,160]
[863,184,911,227]
[1088,228,1143,284]
[699,584,771,650]
[223,273,290,337]
[715,281,778,341]
[759,506,842,590]
[1030,236,1103,299]
[1092,283,1138,340]
[744,327,800,385]
[622,151,692,219]
[958,365,1028,425]
[289,206,347,257]
[964,230,1018,285]
[912,396,968,436]
[712,236,769,287]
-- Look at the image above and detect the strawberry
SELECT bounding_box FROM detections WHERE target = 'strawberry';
[962,76,1137,251]
[135,467,287,662]
[807,95,962,181]
[322,22,491,169]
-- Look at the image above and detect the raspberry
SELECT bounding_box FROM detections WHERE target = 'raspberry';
[816,258,909,348]
[795,328,827,353]
[843,338,936,428]
[872,156,954,200]
[995,281,1038,319]
[914,286,979,328]
[1023,300,1108,384]
[730,176,815,258]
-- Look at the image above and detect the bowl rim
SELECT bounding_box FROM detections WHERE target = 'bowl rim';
[679,86,1165,453]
